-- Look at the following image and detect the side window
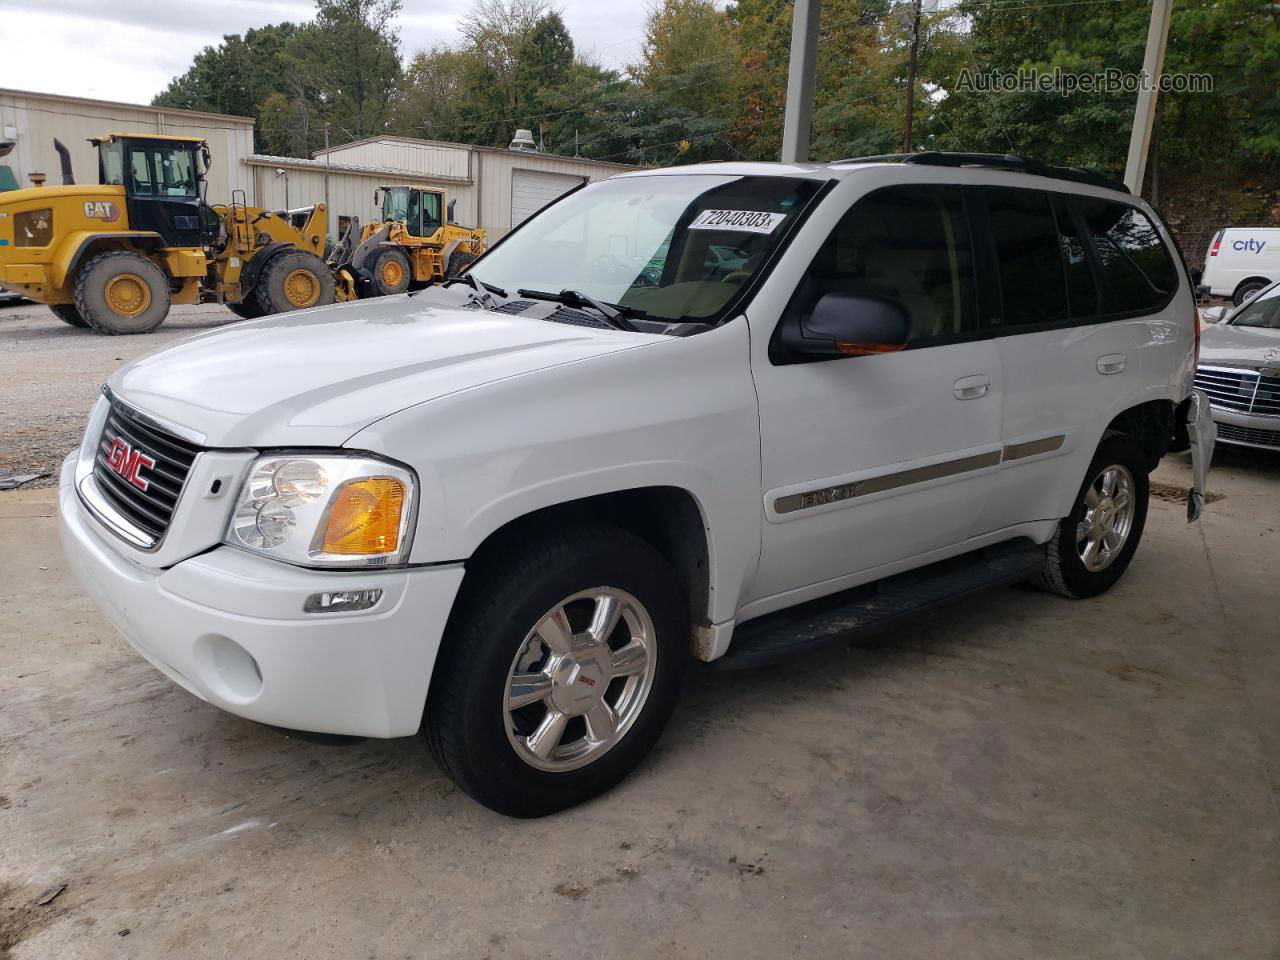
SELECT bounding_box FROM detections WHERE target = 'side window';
[984,188,1068,328]
[422,193,442,234]
[1075,198,1178,314]
[791,184,977,343]
[1051,194,1099,318]
[128,149,156,196]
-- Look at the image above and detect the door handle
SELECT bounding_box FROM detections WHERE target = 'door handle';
[1097,354,1127,375]
[953,375,990,400]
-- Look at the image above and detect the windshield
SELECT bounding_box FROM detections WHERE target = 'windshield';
[471,174,822,324]
[1230,283,1280,329]
[382,187,413,223]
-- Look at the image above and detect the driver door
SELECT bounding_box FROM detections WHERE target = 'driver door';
[745,180,1005,611]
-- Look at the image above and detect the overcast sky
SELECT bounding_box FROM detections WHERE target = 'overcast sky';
[0,0,650,108]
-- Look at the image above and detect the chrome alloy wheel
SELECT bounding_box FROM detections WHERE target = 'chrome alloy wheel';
[1076,463,1136,573]
[504,588,657,773]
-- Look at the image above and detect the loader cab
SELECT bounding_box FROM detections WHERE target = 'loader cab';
[94,134,209,249]
[379,186,443,239]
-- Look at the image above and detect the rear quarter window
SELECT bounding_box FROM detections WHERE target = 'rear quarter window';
[1074,198,1178,314]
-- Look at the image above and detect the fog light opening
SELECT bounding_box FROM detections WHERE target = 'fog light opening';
[304,588,383,614]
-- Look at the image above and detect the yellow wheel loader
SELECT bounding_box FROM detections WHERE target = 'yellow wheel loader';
[0,135,342,334]
[332,185,485,298]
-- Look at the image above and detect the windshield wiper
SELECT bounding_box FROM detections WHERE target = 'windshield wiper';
[433,273,508,299]
[517,288,640,332]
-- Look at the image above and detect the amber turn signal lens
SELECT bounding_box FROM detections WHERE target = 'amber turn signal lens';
[318,477,405,556]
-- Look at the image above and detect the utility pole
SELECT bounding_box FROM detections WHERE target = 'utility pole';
[903,0,923,153]
[323,122,331,241]
[1123,0,1173,194]
[781,0,821,163]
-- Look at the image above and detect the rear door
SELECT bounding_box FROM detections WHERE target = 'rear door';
[979,187,1179,530]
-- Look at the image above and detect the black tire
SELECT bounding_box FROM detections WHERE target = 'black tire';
[426,524,689,817]
[251,250,336,316]
[368,247,412,296]
[1233,278,1269,306]
[50,303,89,328]
[227,299,264,320]
[445,251,477,280]
[73,251,170,335]
[1035,431,1150,599]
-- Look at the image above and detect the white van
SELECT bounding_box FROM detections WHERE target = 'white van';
[1200,227,1280,305]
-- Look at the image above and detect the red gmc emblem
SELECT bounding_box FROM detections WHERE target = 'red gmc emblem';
[106,437,155,492]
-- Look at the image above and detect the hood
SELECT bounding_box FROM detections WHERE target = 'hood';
[109,296,655,448]
[1199,322,1280,371]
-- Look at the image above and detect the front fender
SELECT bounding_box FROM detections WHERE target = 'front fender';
[346,320,764,626]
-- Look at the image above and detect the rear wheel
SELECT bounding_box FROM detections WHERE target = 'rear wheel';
[252,250,336,316]
[50,303,89,328]
[426,524,689,817]
[1035,432,1149,599]
[368,248,412,296]
[73,251,171,335]
[1233,278,1269,306]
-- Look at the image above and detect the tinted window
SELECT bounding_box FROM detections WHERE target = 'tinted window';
[1075,198,1177,313]
[790,185,977,342]
[422,192,442,234]
[985,188,1068,327]
[1052,195,1099,318]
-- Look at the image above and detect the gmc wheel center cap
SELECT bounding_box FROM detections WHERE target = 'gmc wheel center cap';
[548,643,612,715]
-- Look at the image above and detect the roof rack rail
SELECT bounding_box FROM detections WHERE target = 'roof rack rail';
[832,151,1129,194]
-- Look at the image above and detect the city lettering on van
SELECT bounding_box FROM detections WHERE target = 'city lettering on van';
[689,209,787,234]
[1233,238,1267,254]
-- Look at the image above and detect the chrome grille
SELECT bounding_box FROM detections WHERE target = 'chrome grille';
[1194,366,1280,417]
[1216,422,1280,449]
[93,399,200,543]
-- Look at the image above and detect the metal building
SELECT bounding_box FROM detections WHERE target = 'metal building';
[1,89,635,243]
[302,136,636,240]
[0,88,254,201]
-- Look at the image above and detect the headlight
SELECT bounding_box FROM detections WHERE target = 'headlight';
[225,454,416,567]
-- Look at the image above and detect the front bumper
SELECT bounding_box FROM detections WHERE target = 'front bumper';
[1206,404,1280,451]
[58,456,465,737]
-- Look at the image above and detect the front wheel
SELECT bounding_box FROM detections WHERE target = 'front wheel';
[1035,432,1149,599]
[426,525,689,817]
[252,250,336,316]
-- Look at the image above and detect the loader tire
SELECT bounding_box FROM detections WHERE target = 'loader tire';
[445,251,478,280]
[50,303,89,328]
[227,299,264,320]
[252,250,336,316]
[74,251,171,335]
[368,248,412,296]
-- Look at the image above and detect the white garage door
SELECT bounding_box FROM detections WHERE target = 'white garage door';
[511,170,585,228]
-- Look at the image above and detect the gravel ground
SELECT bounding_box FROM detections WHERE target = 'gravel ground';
[0,301,239,487]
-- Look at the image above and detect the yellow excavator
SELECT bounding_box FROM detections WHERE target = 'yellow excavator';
[331,185,485,298]
[0,134,344,334]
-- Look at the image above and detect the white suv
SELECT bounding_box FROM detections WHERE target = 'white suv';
[59,153,1214,816]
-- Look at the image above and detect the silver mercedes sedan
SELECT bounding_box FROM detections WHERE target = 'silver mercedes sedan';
[1196,281,1280,450]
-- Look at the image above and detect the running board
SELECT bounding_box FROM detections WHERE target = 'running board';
[716,538,1046,670]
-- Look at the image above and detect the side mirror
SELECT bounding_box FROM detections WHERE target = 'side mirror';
[782,292,910,358]
[1202,306,1230,324]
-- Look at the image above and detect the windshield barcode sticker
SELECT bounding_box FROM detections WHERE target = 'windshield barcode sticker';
[689,210,787,234]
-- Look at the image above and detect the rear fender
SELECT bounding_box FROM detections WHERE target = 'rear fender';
[56,231,164,289]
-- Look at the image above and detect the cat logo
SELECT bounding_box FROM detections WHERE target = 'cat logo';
[83,201,121,223]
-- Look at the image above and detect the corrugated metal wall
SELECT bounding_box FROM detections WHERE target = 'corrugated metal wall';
[0,89,254,202]
[320,138,471,181]
[249,162,477,236]
[315,138,634,240]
